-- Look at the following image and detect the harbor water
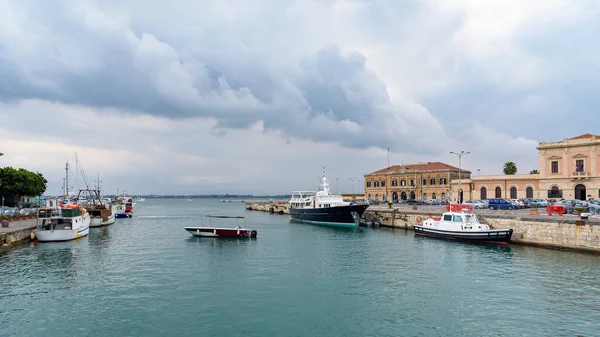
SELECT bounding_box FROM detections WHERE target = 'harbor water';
[1,199,599,336]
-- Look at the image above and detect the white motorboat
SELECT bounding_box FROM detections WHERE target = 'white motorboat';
[413,208,513,245]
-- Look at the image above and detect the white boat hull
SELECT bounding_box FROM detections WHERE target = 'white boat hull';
[89,214,116,227]
[36,214,91,242]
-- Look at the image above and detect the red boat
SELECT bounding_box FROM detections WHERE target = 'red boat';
[184,215,257,238]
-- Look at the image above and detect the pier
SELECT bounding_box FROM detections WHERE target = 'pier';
[1,219,37,247]
[245,201,290,215]
[364,205,600,254]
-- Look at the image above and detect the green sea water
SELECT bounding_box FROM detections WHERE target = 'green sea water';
[1,199,599,336]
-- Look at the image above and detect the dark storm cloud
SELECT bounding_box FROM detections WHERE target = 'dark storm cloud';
[0,1,444,154]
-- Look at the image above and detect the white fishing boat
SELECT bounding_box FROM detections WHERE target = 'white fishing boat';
[34,163,90,242]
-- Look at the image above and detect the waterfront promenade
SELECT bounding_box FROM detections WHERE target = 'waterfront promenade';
[0,219,36,247]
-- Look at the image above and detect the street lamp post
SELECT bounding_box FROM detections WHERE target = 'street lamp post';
[450,151,470,204]
[349,178,354,195]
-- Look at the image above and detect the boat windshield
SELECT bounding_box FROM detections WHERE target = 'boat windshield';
[452,215,463,222]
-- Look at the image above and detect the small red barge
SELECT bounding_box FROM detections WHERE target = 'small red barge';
[184,215,257,238]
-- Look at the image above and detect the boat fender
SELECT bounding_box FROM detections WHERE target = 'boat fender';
[30,231,36,240]
[416,216,423,223]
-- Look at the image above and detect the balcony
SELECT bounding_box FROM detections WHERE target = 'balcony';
[571,171,589,180]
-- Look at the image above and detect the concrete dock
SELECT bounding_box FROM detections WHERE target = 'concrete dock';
[245,201,290,215]
[1,219,37,247]
[364,205,600,254]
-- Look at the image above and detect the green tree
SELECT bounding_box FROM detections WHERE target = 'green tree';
[0,167,47,207]
[529,169,539,174]
[503,161,517,175]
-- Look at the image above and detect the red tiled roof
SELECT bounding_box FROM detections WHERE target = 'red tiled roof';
[367,161,464,175]
[569,133,600,140]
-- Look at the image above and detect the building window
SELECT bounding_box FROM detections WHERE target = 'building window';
[392,180,398,187]
[400,180,406,186]
[375,194,379,201]
[367,182,371,188]
[440,178,446,185]
[432,193,436,200]
[368,194,371,200]
[410,191,416,200]
[575,159,584,172]
[422,193,427,200]
[441,192,446,201]
[422,179,427,186]
[381,181,386,187]
[526,186,533,198]
[548,186,562,198]
[410,180,414,186]
[480,187,487,200]
[510,187,517,199]
[430,178,435,185]
[551,161,559,174]
[374,181,379,187]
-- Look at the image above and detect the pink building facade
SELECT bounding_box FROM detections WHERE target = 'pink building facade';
[450,134,600,202]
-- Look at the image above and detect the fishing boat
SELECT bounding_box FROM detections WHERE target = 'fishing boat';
[114,195,134,218]
[79,189,117,227]
[288,168,369,228]
[184,215,257,238]
[413,206,513,245]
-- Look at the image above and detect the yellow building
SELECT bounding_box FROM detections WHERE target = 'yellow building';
[451,133,600,201]
[364,162,470,202]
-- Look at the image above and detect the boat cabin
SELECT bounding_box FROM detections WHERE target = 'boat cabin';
[431,210,490,231]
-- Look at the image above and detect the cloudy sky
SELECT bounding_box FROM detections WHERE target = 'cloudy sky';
[1,0,599,195]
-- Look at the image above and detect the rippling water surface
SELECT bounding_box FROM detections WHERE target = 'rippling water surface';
[1,199,599,336]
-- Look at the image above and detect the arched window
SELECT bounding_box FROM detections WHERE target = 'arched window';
[401,192,407,200]
[480,187,487,200]
[432,193,437,200]
[440,178,447,185]
[392,180,398,187]
[375,194,379,201]
[423,193,427,200]
[549,186,561,198]
[441,192,446,201]
[368,194,372,200]
[495,186,502,198]
[526,186,534,198]
[510,187,517,199]
[410,191,416,200]
[381,181,386,187]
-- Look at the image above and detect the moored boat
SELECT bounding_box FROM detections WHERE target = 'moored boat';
[413,208,513,245]
[35,200,90,242]
[114,195,134,218]
[288,168,369,228]
[184,215,257,238]
[79,189,117,227]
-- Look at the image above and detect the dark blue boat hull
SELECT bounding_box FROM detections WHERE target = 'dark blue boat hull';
[289,204,369,227]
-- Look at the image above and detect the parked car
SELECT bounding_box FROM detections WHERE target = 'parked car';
[463,200,484,209]
[510,199,524,209]
[487,198,519,210]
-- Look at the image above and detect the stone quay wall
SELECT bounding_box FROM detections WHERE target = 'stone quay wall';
[364,207,600,254]
[245,202,290,215]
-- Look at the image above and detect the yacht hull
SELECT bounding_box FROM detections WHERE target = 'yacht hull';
[289,204,369,228]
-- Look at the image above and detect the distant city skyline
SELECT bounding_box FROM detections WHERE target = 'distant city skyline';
[2,1,598,195]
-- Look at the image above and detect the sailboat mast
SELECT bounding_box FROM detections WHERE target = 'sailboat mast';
[65,162,69,200]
